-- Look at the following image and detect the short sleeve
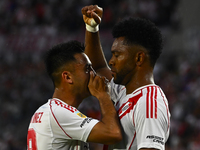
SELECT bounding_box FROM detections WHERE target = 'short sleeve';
[50,100,99,142]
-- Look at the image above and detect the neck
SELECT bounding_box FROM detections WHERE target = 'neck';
[52,87,82,108]
[125,69,154,94]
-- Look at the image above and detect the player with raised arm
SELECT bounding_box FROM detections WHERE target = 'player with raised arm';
[27,41,122,150]
[82,5,170,150]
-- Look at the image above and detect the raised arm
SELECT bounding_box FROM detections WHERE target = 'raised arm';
[87,71,122,144]
[82,5,112,81]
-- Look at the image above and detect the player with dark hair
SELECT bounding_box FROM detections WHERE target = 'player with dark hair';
[82,5,170,150]
[45,41,85,87]
[27,40,122,150]
[111,17,163,67]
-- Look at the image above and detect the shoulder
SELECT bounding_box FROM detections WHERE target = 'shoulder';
[49,99,94,126]
[49,99,77,113]
[134,85,170,123]
[49,99,81,120]
[135,85,168,104]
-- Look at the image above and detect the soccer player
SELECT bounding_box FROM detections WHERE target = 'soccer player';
[27,41,122,150]
[82,5,170,150]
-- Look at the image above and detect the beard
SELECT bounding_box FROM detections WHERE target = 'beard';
[113,66,135,86]
[113,73,125,85]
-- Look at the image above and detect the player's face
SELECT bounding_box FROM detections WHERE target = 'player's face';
[73,53,95,98]
[109,37,137,85]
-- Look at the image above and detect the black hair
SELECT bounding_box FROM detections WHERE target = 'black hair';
[112,17,163,66]
[44,40,85,86]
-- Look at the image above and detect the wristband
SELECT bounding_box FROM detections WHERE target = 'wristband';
[86,24,99,32]
[85,19,100,33]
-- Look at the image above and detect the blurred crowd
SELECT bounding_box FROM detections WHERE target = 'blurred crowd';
[1,0,200,150]
[0,0,179,34]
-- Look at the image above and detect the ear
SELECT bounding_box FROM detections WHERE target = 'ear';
[136,51,146,66]
[62,71,73,84]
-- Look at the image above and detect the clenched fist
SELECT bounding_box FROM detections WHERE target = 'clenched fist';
[81,5,103,27]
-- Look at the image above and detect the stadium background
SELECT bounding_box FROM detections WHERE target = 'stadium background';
[0,0,200,149]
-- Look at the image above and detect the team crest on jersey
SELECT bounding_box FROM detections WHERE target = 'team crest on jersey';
[75,111,87,118]
[118,102,132,117]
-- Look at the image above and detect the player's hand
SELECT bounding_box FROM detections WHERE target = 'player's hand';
[88,71,109,99]
[81,5,103,27]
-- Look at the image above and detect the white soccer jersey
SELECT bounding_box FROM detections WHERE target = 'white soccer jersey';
[27,98,99,150]
[106,79,170,150]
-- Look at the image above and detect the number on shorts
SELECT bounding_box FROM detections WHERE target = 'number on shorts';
[27,128,37,150]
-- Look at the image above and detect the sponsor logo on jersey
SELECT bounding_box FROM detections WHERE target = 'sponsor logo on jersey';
[146,135,164,145]
[75,110,87,118]
[80,118,93,128]
[77,112,87,118]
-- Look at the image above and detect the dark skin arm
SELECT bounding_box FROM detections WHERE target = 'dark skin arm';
[82,5,159,149]
[82,5,112,81]
[82,6,121,145]
[87,71,122,144]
